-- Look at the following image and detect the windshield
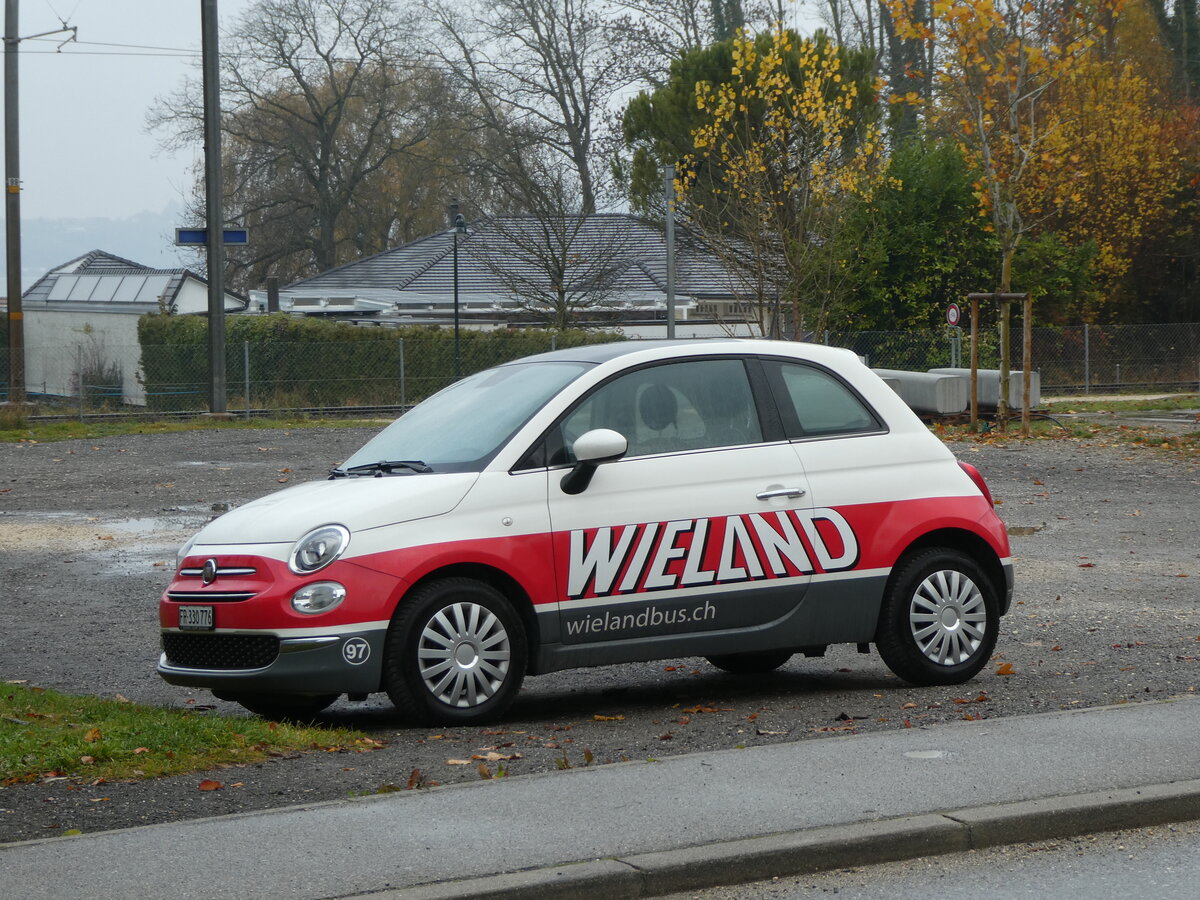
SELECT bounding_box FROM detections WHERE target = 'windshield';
[339,360,591,474]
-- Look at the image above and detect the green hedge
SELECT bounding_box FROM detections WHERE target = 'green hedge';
[136,314,625,411]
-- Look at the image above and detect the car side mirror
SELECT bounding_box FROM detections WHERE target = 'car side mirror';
[560,429,627,495]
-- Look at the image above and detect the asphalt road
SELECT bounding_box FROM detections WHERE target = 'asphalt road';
[1,423,1198,842]
[661,819,1200,900]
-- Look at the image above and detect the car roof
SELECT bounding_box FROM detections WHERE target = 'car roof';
[506,338,858,367]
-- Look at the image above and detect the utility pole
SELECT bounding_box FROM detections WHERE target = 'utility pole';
[200,0,227,414]
[4,1,75,404]
[663,165,676,339]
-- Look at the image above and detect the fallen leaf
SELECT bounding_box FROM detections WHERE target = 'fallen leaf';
[996,662,1015,675]
[83,728,102,743]
[1078,562,1095,568]
[446,759,472,766]
[471,751,522,762]
[407,768,422,790]
[79,756,95,765]
[198,780,223,791]
[901,702,918,710]
[133,747,150,755]
[477,764,492,780]
[593,714,624,721]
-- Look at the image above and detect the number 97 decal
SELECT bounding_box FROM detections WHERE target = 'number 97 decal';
[341,637,371,665]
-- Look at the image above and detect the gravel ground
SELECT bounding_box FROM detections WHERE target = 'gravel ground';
[2,423,1199,843]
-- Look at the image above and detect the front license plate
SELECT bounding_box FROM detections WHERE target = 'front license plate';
[178,605,214,631]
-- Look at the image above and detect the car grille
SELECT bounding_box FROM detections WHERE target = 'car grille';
[167,591,256,603]
[162,633,279,670]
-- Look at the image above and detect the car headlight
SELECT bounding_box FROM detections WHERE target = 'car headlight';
[289,524,350,574]
[176,536,197,571]
[291,582,347,615]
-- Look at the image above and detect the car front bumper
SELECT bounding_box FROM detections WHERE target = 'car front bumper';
[157,626,387,697]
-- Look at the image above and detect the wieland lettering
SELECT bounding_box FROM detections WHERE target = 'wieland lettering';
[567,507,859,601]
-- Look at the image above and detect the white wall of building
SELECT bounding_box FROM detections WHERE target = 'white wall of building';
[23,310,146,405]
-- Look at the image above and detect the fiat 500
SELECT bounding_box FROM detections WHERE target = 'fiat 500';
[158,340,1013,723]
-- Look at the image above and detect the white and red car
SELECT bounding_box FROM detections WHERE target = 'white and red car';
[158,340,1013,723]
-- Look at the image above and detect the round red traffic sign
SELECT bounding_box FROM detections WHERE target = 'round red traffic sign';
[947,303,961,326]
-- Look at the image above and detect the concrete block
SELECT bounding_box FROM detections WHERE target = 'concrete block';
[929,368,1041,410]
[871,369,968,415]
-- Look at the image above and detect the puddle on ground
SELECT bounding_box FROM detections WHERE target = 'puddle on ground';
[0,509,209,554]
[1007,524,1045,536]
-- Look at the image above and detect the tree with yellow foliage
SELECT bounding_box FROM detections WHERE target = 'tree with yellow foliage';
[885,0,1124,414]
[678,26,885,336]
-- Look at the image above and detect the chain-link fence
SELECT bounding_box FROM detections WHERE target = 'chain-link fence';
[4,322,1198,418]
[9,334,616,418]
[827,322,1200,394]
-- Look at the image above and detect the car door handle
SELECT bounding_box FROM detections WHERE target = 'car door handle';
[756,487,806,501]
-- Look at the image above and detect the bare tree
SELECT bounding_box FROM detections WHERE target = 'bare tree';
[150,0,485,288]
[468,213,641,329]
[606,0,777,87]
[422,0,629,215]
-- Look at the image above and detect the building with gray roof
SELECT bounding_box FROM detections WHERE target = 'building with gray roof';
[19,250,244,404]
[249,214,760,337]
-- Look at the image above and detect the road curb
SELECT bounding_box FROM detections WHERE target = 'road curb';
[372,779,1200,900]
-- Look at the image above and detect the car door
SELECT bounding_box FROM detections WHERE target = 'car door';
[541,356,816,649]
[757,356,904,643]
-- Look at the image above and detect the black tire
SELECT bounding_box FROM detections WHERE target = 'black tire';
[227,693,339,720]
[384,577,527,725]
[875,547,999,686]
[705,649,794,674]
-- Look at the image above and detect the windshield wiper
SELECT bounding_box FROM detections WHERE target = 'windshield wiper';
[328,460,432,478]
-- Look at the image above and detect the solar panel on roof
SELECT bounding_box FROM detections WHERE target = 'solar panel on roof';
[89,278,120,302]
[47,275,78,301]
[68,276,101,301]
[134,275,172,303]
[112,276,147,303]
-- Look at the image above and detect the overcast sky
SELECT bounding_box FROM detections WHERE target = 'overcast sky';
[6,0,254,221]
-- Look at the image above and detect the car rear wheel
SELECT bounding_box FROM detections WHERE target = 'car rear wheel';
[875,548,998,686]
[384,577,527,725]
[225,692,340,720]
[705,649,794,674]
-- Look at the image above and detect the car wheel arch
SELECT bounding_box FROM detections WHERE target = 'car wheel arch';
[393,563,540,669]
[887,528,1008,614]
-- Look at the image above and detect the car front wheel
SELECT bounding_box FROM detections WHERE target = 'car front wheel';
[875,548,999,686]
[384,577,527,725]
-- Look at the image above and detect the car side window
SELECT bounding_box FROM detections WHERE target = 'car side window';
[767,360,881,438]
[560,358,763,460]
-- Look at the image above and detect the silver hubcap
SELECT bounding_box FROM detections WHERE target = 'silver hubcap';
[909,569,987,666]
[418,602,511,708]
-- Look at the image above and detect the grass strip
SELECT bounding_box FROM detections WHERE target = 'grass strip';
[0,415,384,444]
[1043,393,1199,413]
[933,418,1200,454]
[1,684,383,784]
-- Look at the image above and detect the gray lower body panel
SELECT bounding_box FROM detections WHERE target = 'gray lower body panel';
[157,628,386,697]
[533,574,888,674]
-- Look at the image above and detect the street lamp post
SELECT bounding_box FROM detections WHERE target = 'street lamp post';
[450,203,467,378]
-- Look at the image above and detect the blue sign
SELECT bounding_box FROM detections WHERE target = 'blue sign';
[175,228,250,246]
